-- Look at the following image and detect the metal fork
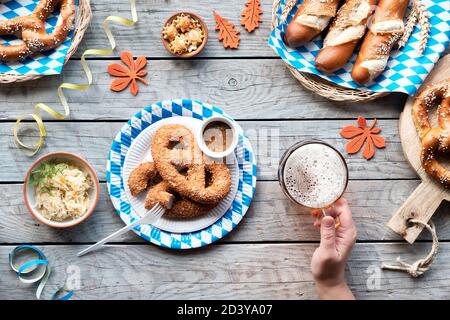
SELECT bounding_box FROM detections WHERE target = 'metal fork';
[77,204,165,257]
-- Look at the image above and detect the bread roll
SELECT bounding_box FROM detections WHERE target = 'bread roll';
[284,0,340,48]
[351,0,409,84]
[315,0,377,74]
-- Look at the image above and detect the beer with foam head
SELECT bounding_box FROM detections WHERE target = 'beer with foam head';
[278,141,348,209]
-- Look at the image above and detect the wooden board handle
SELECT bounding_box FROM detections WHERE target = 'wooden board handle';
[387,182,444,244]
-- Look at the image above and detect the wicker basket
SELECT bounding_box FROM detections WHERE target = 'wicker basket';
[0,0,92,83]
[272,0,387,102]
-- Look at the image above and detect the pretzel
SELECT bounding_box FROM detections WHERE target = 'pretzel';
[144,180,175,210]
[0,0,76,61]
[128,163,215,219]
[412,79,450,188]
[128,162,159,196]
[151,124,232,204]
[144,179,215,219]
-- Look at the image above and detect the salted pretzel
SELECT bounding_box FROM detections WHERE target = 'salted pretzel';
[412,79,450,188]
[0,0,76,61]
[151,124,232,204]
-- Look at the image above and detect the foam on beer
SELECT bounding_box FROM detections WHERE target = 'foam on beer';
[283,143,347,208]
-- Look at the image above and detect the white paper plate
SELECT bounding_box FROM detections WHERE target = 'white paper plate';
[123,117,239,233]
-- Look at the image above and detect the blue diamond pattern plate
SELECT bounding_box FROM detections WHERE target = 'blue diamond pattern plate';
[106,100,258,249]
[268,0,450,95]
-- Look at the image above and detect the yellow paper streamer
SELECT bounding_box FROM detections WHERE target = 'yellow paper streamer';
[13,0,138,156]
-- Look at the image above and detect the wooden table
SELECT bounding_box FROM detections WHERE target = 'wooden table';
[1,0,449,300]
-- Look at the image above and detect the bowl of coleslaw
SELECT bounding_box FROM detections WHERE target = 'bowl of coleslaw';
[24,152,100,228]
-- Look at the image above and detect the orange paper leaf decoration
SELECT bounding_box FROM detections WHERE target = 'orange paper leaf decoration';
[241,0,263,32]
[108,51,149,96]
[339,117,386,160]
[214,11,240,49]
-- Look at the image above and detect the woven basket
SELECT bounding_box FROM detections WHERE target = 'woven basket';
[0,0,92,83]
[272,0,387,102]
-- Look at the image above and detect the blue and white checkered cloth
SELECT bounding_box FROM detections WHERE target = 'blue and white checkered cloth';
[0,0,76,75]
[268,0,450,95]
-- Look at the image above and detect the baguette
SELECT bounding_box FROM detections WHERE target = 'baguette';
[315,0,377,74]
[284,0,340,48]
[351,0,409,84]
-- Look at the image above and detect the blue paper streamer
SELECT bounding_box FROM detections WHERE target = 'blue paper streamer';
[9,245,75,300]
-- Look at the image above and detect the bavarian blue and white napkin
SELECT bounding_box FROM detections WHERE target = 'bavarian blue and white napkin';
[0,0,77,75]
[268,0,450,95]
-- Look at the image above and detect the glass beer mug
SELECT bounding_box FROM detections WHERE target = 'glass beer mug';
[278,140,349,218]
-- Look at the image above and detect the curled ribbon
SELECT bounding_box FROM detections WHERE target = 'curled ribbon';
[13,0,138,156]
[9,245,74,300]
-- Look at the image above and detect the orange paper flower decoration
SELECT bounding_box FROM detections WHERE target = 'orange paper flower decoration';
[108,51,148,96]
[340,117,386,160]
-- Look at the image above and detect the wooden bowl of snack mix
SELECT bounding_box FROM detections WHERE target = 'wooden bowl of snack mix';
[162,12,208,58]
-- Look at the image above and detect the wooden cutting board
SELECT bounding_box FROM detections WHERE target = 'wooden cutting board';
[387,55,450,244]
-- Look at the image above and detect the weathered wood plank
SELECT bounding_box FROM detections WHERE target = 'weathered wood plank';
[2,180,448,243]
[1,243,449,300]
[74,0,276,58]
[1,120,415,182]
[0,59,405,121]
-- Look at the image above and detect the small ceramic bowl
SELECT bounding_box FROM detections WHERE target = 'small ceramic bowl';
[162,11,208,58]
[23,152,100,228]
[197,116,239,159]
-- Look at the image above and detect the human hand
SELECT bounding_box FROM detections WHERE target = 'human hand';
[310,198,356,300]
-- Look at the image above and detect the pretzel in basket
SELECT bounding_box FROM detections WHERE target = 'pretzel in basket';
[0,0,76,61]
[412,79,450,188]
